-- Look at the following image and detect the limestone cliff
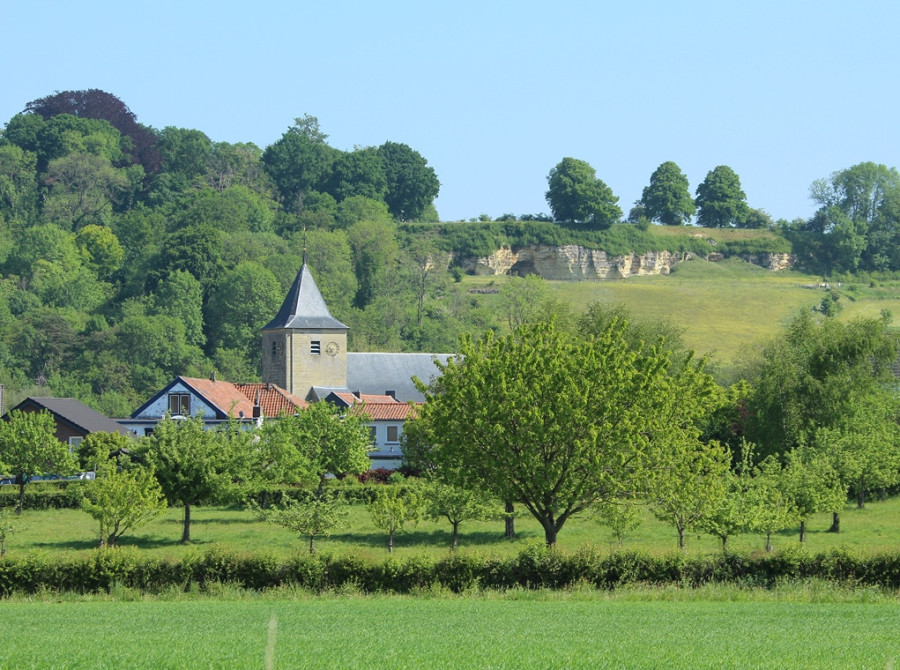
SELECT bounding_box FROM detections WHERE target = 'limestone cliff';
[458,246,795,280]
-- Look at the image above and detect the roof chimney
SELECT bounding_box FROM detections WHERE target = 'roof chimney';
[253,389,261,418]
[210,371,217,382]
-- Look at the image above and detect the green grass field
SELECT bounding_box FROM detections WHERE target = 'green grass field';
[462,259,900,379]
[2,595,899,669]
[8,491,900,560]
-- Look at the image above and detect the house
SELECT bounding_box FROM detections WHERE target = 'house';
[126,260,450,467]
[121,375,307,437]
[7,397,133,451]
[324,392,420,469]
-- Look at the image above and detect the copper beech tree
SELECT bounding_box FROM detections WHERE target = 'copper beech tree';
[407,321,720,546]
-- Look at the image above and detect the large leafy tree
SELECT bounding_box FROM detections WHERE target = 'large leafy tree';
[545,157,621,229]
[694,165,749,228]
[81,466,167,547]
[0,410,76,514]
[141,415,244,543]
[261,115,338,211]
[24,89,160,172]
[743,312,898,461]
[407,320,718,546]
[640,161,695,226]
[376,141,440,221]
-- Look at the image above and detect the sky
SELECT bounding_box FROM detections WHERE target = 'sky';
[2,1,898,223]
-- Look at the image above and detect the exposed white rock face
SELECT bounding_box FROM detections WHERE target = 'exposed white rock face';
[458,246,793,280]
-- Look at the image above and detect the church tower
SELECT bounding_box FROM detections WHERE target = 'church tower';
[261,263,348,400]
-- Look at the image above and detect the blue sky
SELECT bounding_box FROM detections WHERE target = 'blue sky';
[2,1,897,223]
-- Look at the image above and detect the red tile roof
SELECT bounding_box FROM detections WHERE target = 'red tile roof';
[179,377,307,419]
[235,383,308,416]
[332,392,400,406]
[180,377,255,418]
[350,401,419,421]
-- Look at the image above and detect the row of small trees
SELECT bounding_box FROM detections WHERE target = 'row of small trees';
[403,304,900,550]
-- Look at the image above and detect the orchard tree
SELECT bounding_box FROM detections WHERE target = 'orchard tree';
[252,493,345,554]
[0,410,76,514]
[750,455,799,552]
[141,415,243,543]
[694,165,749,228]
[545,157,621,228]
[423,481,495,552]
[640,161,695,226]
[81,466,167,547]
[367,481,423,553]
[780,447,845,543]
[408,320,719,546]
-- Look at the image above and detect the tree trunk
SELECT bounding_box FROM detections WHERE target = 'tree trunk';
[388,529,394,554]
[544,523,558,547]
[451,521,459,553]
[721,535,728,551]
[828,512,840,533]
[765,532,773,553]
[857,489,865,509]
[504,500,515,539]
[182,504,192,544]
[309,534,316,555]
[677,526,686,550]
[0,539,4,557]
[799,519,806,543]
[16,477,25,515]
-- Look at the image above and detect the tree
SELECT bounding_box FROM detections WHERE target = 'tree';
[80,466,167,547]
[251,493,345,554]
[650,438,729,550]
[367,482,422,553]
[408,320,718,546]
[262,116,338,210]
[694,166,749,228]
[0,410,75,514]
[74,224,124,279]
[743,312,898,461]
[545,157,621,228]
[780,447,845,543]
[423,481,494,552]
[325,147,387,202]
[141,415,242,543]
[593,499,643,546]
[376,141,440,221]
[640,161,695,226]
[270,402,372,494]
[749,455,799,552]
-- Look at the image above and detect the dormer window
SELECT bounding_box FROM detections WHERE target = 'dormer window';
[169,393,191,416]
[310,340,321,355]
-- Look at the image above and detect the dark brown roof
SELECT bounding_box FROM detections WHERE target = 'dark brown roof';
[11,397,132,435]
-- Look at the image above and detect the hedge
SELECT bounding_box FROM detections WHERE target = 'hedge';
[2,544,900,597]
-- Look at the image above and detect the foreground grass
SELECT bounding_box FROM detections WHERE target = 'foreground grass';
[2,590,899,669]
[8,491,900,560]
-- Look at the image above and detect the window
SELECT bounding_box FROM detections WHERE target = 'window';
[386,426,399,443]
[144,428,154,437]
[271,340,278,360]
[169,393,191,415]
[310,340,321,355]
[68,436,83,454]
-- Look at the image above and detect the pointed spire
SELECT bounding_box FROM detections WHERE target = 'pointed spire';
[261,263,348,331]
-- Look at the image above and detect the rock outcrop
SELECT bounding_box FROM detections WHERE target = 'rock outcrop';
[457,246,794,280]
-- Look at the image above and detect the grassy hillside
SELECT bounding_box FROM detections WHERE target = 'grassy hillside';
[459,258,900,380]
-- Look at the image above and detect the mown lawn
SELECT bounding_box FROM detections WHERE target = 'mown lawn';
[2,595,899,669]
[8,491,900,560]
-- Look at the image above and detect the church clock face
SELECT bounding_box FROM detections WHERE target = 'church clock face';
[325,341,340,357]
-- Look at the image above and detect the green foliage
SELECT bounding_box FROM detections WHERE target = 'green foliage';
[409,320,720,546]
[0,410,76,514]
[695,165,749,228]
[0,507,24,556]
[640,161,696,226]
[377,141,440,221]
[80,466,167,547]
[252,493,346,554]
[545,157,621,228]
[367,483,423,553]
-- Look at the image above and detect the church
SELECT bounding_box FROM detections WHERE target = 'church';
[123,261,451,468]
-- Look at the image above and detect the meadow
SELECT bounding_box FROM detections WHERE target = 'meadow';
[2,592,900,668]
[462,258,900,379]
[8,490,900,560]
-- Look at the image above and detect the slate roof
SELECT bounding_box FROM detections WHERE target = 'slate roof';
[262,264,348,331]
[11,397,132,436]
[346,353,453,402]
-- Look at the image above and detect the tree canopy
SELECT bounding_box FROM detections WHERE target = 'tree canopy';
[694,165,749,228]
[640,161,696,226]
[545,157,621,229]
